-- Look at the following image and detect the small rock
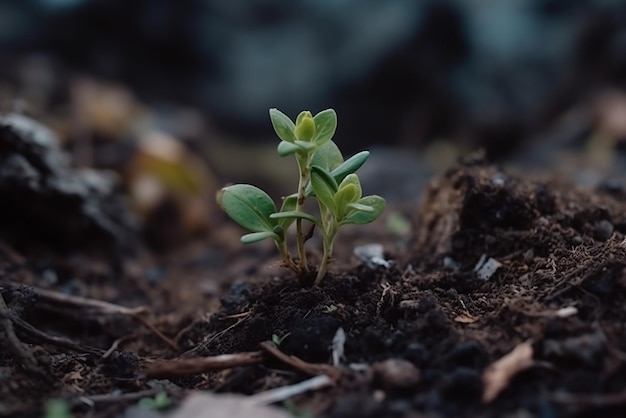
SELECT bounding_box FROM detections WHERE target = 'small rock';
[373,358,421,391]
[353,243,392,269]
[595,219,614,241]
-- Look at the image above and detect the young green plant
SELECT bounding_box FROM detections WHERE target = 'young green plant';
[217,108,385,285]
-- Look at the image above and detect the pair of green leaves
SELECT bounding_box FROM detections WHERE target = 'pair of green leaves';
[310,168,385,225]
[270,108,337,157]
[217,184,283,244]
[309,140,384,225]
[217,184,319,244]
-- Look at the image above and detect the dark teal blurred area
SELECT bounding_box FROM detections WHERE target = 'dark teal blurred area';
[1,0,626,157]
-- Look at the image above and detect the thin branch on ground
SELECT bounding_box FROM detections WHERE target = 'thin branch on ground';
[102,334,139,358]
[144,351,265,378]
[10,313,104,355]
[0,292,39,371]
[259,341,342,380]
[3,281,178,351]
[180,312,251,359]
[251,375,333,405]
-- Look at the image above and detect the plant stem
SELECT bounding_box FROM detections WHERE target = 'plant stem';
[314,221,336,286]
[295,156,310,272]
[275,239,296,271]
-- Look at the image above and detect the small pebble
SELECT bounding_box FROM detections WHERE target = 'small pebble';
[595,219,614,241]
[373,358,421,391]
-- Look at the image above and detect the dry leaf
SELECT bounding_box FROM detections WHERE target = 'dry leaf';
[482,341,534,403]
[454,313,479,324]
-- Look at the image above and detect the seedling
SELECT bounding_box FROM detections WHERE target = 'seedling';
[272,332,291,346]
[218,108,385,285]
[139,391,173,411]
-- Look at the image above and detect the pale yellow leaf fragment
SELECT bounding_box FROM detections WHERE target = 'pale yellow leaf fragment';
[482,341,534,403]
[454,313,479,324]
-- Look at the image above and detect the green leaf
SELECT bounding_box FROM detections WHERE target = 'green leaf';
[295,111,308,126]
[277,194,298,230]
[335,175,362,219]
[335,184,361,220]
[294,140,317,151]
[311,140,343,171]
[310,165,338,214]
[269,108,296,143]
[306,141,344,196]
[341,195,385,225]
[241,231,279,244]
[270,211,319,225]
[330,151,369,184]
[218,184,277,232]
[347,202,374,212]
[294,111,315,141]
[277,141,302,156]
[312,109,337,146]
[338,173,362,195]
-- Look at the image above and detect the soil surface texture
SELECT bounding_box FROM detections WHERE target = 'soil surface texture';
[3,156,626,418]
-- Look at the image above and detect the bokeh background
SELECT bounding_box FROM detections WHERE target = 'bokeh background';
[1,0,626,251]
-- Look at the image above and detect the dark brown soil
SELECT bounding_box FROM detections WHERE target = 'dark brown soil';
[3,156,626,418]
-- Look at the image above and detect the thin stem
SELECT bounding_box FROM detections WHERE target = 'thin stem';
[275,239,296,271]
[314,232,335,286]
[295,155,310,272]
[314,215,336,286]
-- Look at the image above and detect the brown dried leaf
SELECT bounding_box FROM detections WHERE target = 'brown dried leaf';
[482,341,534,403]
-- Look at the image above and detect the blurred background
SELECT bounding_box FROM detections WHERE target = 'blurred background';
[1,0,626,252]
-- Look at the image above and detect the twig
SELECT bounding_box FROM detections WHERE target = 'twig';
[259,341,342,380]
[133,315,178,351]
[3,281,178,351]
[251,375,333,405]
[0,292,39,371]
[144,351,264,378]
[180,312,251,359]
[72,389,160,407]
[102,334,138,359]
[31,285,148,315]
[10,313,104,355]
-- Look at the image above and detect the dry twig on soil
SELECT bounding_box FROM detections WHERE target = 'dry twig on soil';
[10,313,104,355]
[4,281,178,350]
[0,292,39,371]
[259,341,342,380]
[144,351,264,378]
[251,375,334,405]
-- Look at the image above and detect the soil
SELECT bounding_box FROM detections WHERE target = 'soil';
[3,154,626,418]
